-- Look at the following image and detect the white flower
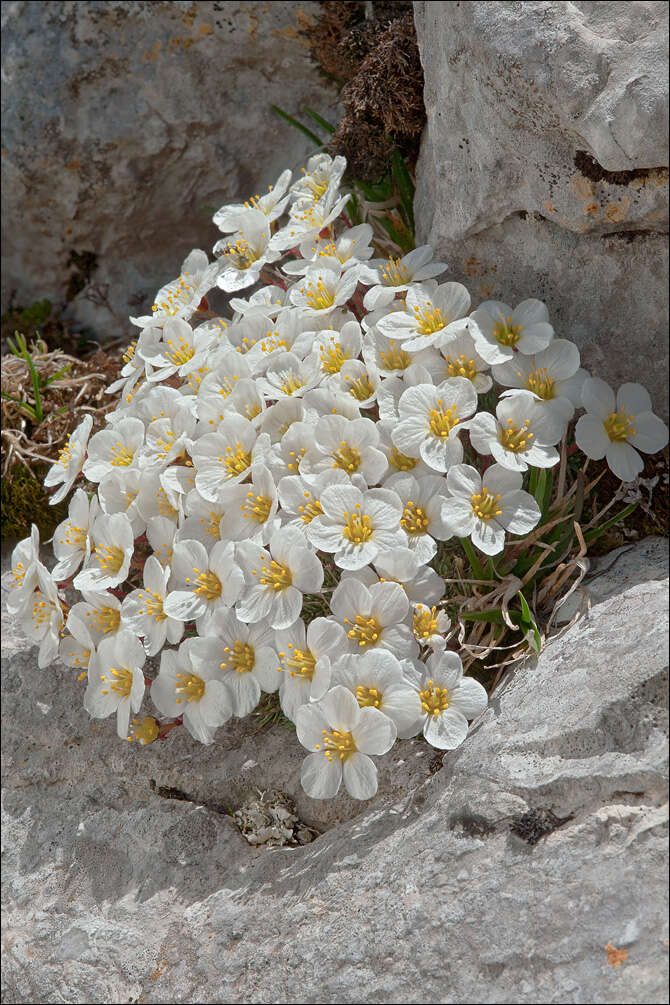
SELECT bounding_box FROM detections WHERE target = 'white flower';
[189,609,279,717]
[283,224,373,275]
[68,590,123,646]
[146,515,177,567]
[337,358,381,407]
[84,630,146,739]
[575,378,669,482]
[213,168,292,231]
[273,186,351,249]
[296,685,396,799]
[384,472,453,563]
[275,617,346,721]
[235,527,324,630]
[121,555,184,656]
[73,513,134,592]
[83,417,145,482]
[358,548,445,606]
[393,378,478,472]
[329,577,417,658]
[257,351,321,399]
[130,249,218,328]
[468,393,561,472]
[306,321,363,380]
[214,210,279,292]
[60,610,96,677]
[439,329,492,393]
[2,525,43,616]
[216,463,280,544]
[307,483,405,571]
[359,246,448,310]
[301,413,388,485]
[411,603,450,651]
[19,566,64,668]
[494,338,586,426]
[150,639,233,745]
[377,281,471,352]
[276,469,349,536]
[331,649,422,738]
[376,420,433,480]
[289,267,360,317]
[163,539,244,635]
[409,651,488,750]
[140,317,215,383]
[441,463,541,555]
[289,153,347,204]
[44,414,93,504]
[191,414,271,502]
[98,468,145,536]
[468,299,554,366]
[51,489,99,582]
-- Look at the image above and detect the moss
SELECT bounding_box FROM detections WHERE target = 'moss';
[1,463,69,541]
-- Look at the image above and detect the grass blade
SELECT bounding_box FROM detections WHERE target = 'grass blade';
[271,105,323,146]
[302,105,335,134]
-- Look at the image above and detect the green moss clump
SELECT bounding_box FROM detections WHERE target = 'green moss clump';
[1,463,68,542]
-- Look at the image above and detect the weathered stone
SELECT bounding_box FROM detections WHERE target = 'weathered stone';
[413,1,669,419]
[2,537,668,1003]
[1,1,336,339]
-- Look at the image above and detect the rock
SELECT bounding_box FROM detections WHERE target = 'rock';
[3,535,668,1003]
[413,1,670,420]
[1,1,336,339]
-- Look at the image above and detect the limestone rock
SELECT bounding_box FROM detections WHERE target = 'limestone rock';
[1,1,336,339]
[2,537,668,1002]
[413,1,669,419]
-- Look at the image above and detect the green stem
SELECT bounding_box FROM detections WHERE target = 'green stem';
[459,537,486,581]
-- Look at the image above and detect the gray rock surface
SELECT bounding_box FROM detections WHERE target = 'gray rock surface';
[413,1,670,420]
[2,536,668,1003]
[1,1,336,338]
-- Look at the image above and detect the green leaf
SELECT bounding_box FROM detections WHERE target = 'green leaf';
[517,591,541,654]
[42,364,72,387]
[357,177,394,202]
[378,215,414,254]
[584,503,638,542]
[459,608,505,625]
[301,105,335,134]
[346,191,362,226]
[0,391,38,420]
[271,105,323,146]
[390,148,415,233]
[459,537,487,581]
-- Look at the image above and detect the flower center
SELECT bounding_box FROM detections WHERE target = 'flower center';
[445,354,478,381]
[94,544,125,575]
[413,300,446,335]
[223,443,252,477]
[130,716,159,745]
[156,487,179,520]
[201,511,222,538]
[30,594,58,632]
[166,336,195,366]
[493,316,522,347]
[259,332,289,354]
[317,728,357,761]
[499,417,534,453]
[525,365,555,399]
[305,280,335,311]
[298,494,323,523]
[87,605,121,634]
[152,274,195,315]
[58,522,87,548]
[428,400,459,438]
[346,375,375,401]
[175,672,205,703]
[355,685,383,709]
[122,341,137,364]
[342,506,373,544]
[137,590,166,621]
[222,640,256,673]
[224,237,261,271]
[420,679,450,717]
[187,568,222,600]
[11,561,26,589]
[345,614,382,648]
[101,666,133,699]
[258,559,292,592]
[471,488,503,521]
[381,257,408,287]
[389,446,418,472]
[320,342,347,375]
[604,409,637,442]
[282,644,316,680]
[332,442,361,473]
[379,342,412,371]
[401,500,431,536]
[242,491,273,523]
[57,437,73,467]
[280,373,305,395]
[414,605,440,640]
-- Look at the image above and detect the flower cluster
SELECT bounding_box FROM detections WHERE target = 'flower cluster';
[5,153,668,801]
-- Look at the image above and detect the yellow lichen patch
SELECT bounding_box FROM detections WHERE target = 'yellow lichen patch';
[605,943,627,969]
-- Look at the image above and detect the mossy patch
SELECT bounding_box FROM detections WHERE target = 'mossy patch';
[1,462,69,541]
